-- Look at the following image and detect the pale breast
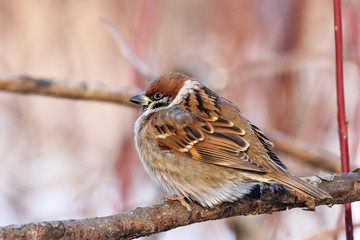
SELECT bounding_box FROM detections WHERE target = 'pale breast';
[135,117,256,207]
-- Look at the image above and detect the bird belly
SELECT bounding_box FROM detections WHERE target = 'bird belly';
[136,134,256,207]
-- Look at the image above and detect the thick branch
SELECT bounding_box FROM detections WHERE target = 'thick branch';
[1,171,359,240]
[0,75,139,108]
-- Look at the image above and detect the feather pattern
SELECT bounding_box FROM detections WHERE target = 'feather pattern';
[132,72,332,208]
[250,123,287,169]
[151,97,266,172]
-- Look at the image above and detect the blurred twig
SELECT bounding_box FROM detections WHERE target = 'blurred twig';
[100,19,158,79]
[270,130,341,173]
[0,171,359,240]
[303,223,360,240]
[0,74,139,108]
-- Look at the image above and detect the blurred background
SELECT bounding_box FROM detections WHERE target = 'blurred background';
[0,0,359,239]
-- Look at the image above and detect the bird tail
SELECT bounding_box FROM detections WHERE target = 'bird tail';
[273,173,331,199]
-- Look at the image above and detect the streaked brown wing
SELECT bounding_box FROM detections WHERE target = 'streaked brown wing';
[151,107,266,172]
[250,122,287,169]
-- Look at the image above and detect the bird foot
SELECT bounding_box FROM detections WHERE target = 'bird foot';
[303,197,316,211]
[162,194,192,211]
[291,190,316,211]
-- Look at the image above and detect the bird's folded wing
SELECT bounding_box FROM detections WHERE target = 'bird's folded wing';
[249,122,287,169]
[151,107,266,172]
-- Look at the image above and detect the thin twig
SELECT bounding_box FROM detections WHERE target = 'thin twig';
[303,223,360,240]
[0,171,359,240]
[0,74,140,108]
[333,0,354,239]
[270,130,341,173]
[100,19,158,79]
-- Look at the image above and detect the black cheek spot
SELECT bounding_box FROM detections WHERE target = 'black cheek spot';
[152,102,166,109]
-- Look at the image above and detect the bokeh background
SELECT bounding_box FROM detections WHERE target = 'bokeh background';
[0,1,360,239]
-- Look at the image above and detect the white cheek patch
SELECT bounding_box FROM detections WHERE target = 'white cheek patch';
[169,80,200,107]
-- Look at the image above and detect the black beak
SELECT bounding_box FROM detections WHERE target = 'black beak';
[129,92,151,106]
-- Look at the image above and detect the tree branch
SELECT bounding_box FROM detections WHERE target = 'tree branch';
[0,75,139,108]
[1,171,359,240]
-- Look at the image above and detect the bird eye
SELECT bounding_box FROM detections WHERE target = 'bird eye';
[154,92,163,100]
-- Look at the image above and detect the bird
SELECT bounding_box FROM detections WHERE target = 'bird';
[129,72,331,209]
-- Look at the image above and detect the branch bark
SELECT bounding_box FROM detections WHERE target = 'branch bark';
[0,75,139,108]
[1,171,359,240]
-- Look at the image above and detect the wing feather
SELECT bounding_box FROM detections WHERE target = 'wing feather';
[250,123,287,169]
[151,106,266,172]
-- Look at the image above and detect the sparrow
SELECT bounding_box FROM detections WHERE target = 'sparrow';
[129,72,331,208]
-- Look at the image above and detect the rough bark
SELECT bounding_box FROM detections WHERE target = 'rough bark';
[1,171,359,240]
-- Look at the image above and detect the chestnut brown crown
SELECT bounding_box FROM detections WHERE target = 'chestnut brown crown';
[145,73,189,101]
[129,73,193,112]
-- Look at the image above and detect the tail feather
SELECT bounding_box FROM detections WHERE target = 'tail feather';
[273,174,331,199]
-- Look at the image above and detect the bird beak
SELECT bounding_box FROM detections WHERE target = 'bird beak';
[129,92,151,106]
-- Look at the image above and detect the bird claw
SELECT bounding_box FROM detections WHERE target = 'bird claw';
[162,194,192,211]
[302,198,316,211]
